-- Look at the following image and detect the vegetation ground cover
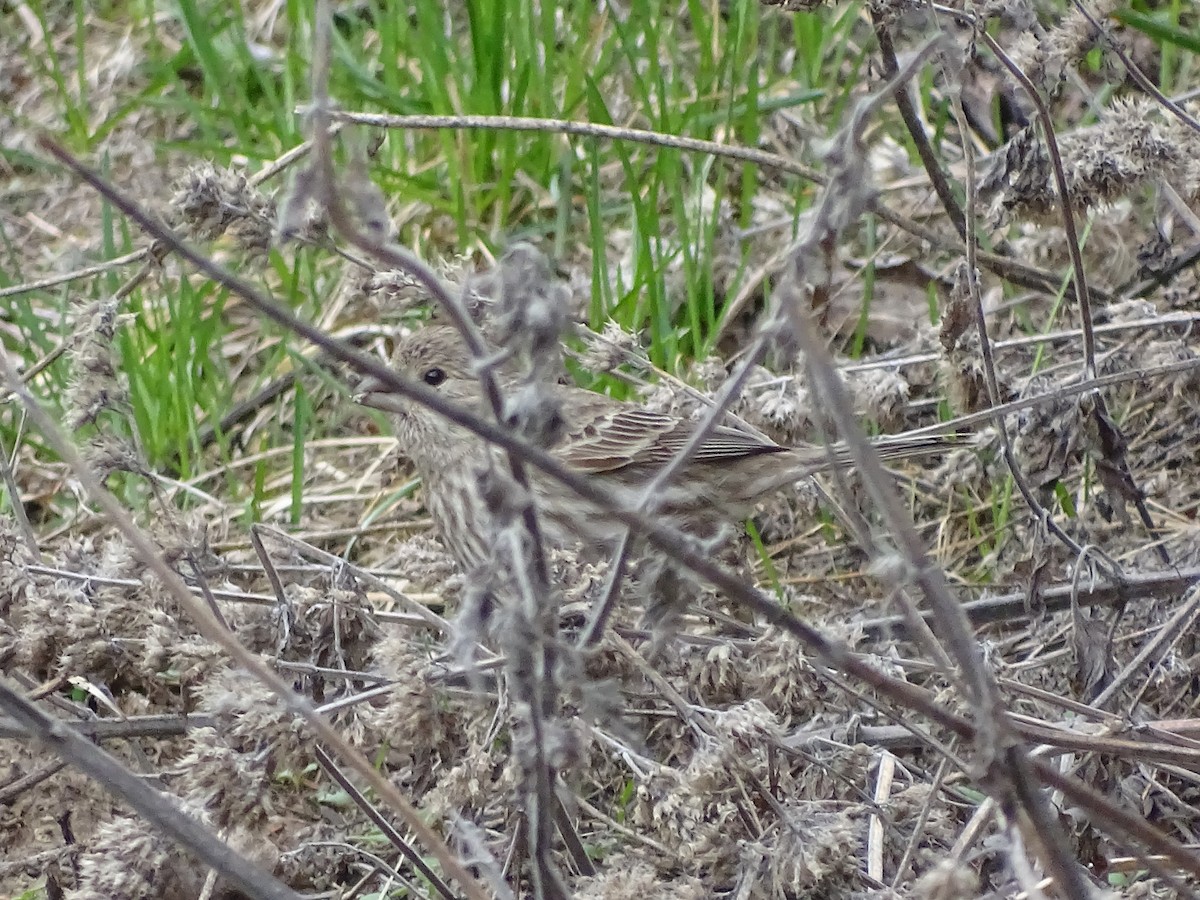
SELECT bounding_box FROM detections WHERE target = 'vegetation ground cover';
[3,0,1200,896]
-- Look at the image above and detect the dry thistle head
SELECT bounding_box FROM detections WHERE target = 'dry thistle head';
[982,99,1187,224]
[574,856,707,899]
[737,372,816,444]
[170,161,275,253]
[147,510,225,589]
[489,242,575,378]
[578,321,644,376]
[1009,1,1104,93]
[85,434,147,481]
[281,581,382,679]
[72,805,209,900]
[65,299,130,430]
[0,516,35,617]
[199,668,313,776]
[366,634,466,780]
[174,735,268,828]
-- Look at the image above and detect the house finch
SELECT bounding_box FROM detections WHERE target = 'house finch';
[358,325,957,574]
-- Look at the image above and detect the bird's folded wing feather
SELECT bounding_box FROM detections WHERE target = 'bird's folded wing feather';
[557,404,786,474]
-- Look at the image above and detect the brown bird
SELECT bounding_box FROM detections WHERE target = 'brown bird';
[358,325,957,573]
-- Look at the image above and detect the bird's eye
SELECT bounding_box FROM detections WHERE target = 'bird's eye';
[423,367,446,386]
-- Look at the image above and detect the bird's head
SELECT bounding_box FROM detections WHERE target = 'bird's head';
[356,326,484,463]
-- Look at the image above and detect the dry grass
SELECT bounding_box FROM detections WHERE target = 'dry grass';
[4,0,1200,898]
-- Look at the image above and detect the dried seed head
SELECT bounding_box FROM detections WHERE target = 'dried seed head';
[843,366,910,433]
[85,434,147,481]
[174,735,267,828]
[940,263,978,351]
[368,636,462,775]
[1012,375,1079,489]
[491,243,573,377]
[0,518,35,617]
[573,854,706,899]
[579,321,642,376]
[199,669,313,775]
[65,299,129,429]
[292,582,382,675]
[982,99,1187,223]
[73,805,207,900]
[913,858,980,899]
[171,162,275,252]
[1009,0,1108,92]
[737,371,815,443]
[149,510,217,573]
[503,381,565,447]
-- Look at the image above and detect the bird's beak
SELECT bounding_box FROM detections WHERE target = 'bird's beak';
[354,375,410,415]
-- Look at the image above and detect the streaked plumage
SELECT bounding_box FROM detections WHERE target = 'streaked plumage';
[359,326,955,573]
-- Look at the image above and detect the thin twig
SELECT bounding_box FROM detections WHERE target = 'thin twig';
[313,746,458,900]
[324,109,1107,307]
[0,680,302,900]
[860,565,1200,638]
[0,758,68,804]
[0,249,147,300]
[872,18,965,239]
[4,177,492,900]
[36,132,1200,887]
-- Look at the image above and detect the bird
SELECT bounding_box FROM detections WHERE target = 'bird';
[357,325,958,574]
[355,328,964,573]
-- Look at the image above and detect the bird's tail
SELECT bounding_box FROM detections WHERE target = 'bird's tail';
[788,431,970,484]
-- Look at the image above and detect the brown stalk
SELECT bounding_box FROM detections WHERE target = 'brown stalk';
[871,16,966,239]
[0,679,301,900]
[36,131,1200,891]
[22,145,497,900]
[771,42,1089,896]
[308,3,565,892]
[324,109,1111,311]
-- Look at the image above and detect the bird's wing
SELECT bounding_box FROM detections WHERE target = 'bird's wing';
[556,393,784,475]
